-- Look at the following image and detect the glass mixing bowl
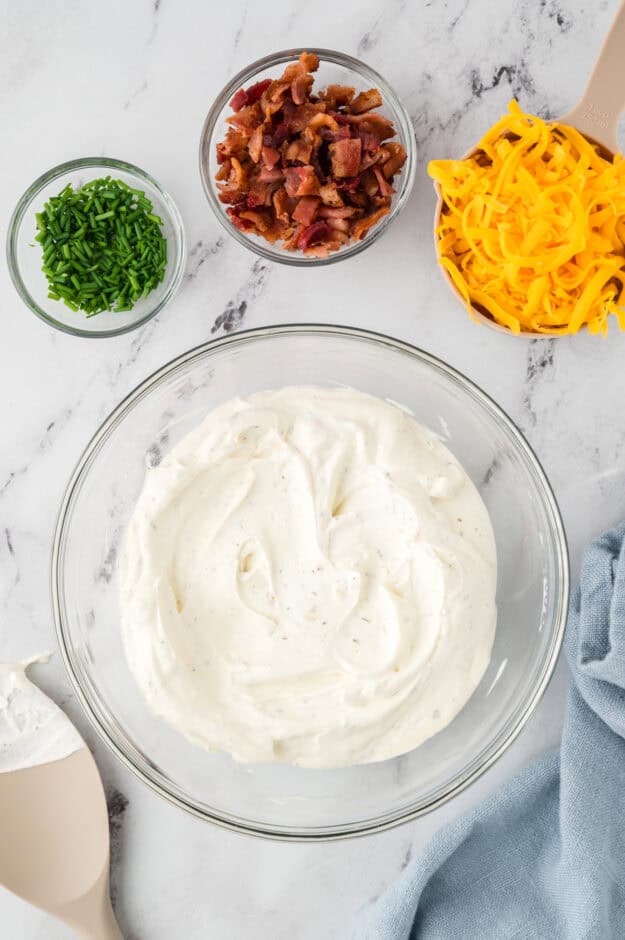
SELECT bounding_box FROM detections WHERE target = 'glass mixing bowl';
[199,49,417,266]
[53,326,569,840]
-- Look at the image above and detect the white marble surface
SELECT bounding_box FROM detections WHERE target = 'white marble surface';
[2,0,625,936]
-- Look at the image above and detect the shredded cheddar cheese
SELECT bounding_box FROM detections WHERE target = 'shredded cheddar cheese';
[428,101,625,335]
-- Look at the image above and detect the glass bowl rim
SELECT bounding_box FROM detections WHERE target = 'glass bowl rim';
[6,156,186,339]
[198,47,418,267]
[52,323,569,841]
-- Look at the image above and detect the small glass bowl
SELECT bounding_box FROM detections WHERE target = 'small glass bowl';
[53,325,568,841]
[199,48,417,266]
[6,157,186,338]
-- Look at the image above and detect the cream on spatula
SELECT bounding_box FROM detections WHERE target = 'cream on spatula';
[0,657,123,939]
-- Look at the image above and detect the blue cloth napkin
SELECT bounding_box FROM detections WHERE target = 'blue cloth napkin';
[350,524,625,940]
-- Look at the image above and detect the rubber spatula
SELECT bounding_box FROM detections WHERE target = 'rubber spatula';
[0,747,123,938]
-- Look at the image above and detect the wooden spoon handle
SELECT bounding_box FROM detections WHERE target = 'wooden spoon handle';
[563,0,625,153]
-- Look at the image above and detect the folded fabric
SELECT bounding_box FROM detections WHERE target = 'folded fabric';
[349,523,625,940]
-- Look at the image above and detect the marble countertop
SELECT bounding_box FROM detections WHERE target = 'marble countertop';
[2,0,624,936]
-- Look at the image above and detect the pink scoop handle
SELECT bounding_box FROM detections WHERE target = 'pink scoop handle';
[562,0,625,152]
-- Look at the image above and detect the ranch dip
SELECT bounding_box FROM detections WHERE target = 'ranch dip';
[120,387,497,767]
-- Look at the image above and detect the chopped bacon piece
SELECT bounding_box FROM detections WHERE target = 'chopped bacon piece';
[300,51,320,72]
[258,166,284,183]
[357,130,383,170]
[227,206,253,230]
[214,51,404,254]
[291,73,314,105]
[373,165,395,197]
[379,140,405,162]
[284,166,319,197]
[229,88,248,112]
[298,221,331,250]
[344,113,395,141]
[246,187,265,208]
[327,217,350,232]
[265,80,289,104]
[262,146,281,169]
[318,205,359,219]
[283,51,320,82]
[272,122,290,147]
[307,112,338,132]
[381,142,407,179]
[281,97,296,124]
[351,206,390,240]
[261,225,283,245]
[226,102,263,130]
[347,190,367,208]
[230,79,272,112]
[289,102,326,133]
[301,126,322,153]
[310,153,327,184]
[245,79,272,104]
[359,148,383,172]
[217,128,252,161]
[273,187,293,223]
[282,224,304,250]
[326,84,355,106]
[319,125,351,142]
[359,131,380,154]
[350,88,384,113]
[261,81,290,118]
[319,182,345,206]
[227,157,245,189]
[292,196,320,225]
[219,189,243,205]
[286,138,313,164]
[239,209,271,232]
[215,159,231,181]
[336,176,361,192]
[361,168,379,197]
[247,178,281,208]
[248,125,264,164]
[329,138,362,177]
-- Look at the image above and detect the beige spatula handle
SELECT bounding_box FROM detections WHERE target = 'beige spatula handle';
[563,0,625,153]
[78,897,124,940]
[63,871,124,940]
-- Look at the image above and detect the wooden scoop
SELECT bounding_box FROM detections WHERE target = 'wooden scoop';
[434,0,625,337]
[0,748,123,939]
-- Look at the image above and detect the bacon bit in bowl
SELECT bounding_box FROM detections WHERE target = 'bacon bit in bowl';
[212,51,408,258]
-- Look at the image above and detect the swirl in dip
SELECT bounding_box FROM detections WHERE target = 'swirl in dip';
[120,387,497,767]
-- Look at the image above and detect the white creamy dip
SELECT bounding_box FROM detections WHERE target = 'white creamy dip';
[120,387,497,767]
[0,656,84,774]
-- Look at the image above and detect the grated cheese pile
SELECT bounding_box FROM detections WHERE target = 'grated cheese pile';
[428,101,625,335]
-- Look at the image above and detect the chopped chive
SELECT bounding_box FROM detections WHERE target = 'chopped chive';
[33,176,168,317]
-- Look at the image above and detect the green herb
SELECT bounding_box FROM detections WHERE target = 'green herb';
[34,177,167,316]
